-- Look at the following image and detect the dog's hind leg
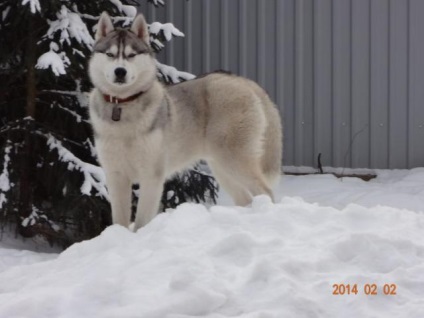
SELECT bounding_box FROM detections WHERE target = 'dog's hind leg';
[209,162,252,206]
[234,163,275,202]
[211,155,275,203]
[105,171,132,227]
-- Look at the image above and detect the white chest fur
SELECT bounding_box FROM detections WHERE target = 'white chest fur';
[89,90,166,182]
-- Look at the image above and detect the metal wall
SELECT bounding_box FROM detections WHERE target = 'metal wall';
[140,0,424,169]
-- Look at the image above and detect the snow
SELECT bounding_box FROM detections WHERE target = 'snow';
[150,0,165,6]
[1,168,424,317]
[157,61,196,83]
[20,206,60,232]
[35,44,70,76]
[46,5,94,49]
[21,0,40,14]
[1,6,11,20]
[37,5,95,76]
[109,0,137,18]
[149,22,185,41]
[0,144,12,209]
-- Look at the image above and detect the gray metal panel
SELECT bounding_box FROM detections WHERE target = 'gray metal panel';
[332,0,352,167]
[351,0,371,168]
[370,0,390,169]
[280,0,296,166]
[140,0,424,169]
[314,0,333,168]
[409,0,424,168]
[389,0,409,169]
[295,0,315,167]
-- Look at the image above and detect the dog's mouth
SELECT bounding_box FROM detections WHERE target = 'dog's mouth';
[114,79,127,85]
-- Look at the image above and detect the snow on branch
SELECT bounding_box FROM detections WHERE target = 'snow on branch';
[37,5,96,76]
[36,43,70,76]
[0,142,12,209]
[149,22,184,52]
[109,0,137,18]
[46,5,94,49]
[149,0,165,7]
[149,22,184,41]
[43,83,90,107]
[22,0,40,14]
[46,135,108,200]
[21,206,60,232]
[157,61,195,84]
[2,6,11,21]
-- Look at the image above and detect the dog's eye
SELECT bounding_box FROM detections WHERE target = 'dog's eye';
[127,53,137,59]
[106,53,114,58]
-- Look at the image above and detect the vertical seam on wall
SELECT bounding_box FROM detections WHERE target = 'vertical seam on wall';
[294,0,299,164]
[221,0,228,70]
[166,1,174,67]
[275,0,280,112]
[238,0,247,76]
[349,0,353,167]
[388,0,391,168]
[202,0,210,72]
[331,0,335,165]
[184,1,192,73]
[148,3,156,24]
[312,0,316,165]
[257,0,266,87]
[406,0,410,168]
[368,0,372,168]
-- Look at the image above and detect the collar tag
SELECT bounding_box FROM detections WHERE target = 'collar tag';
[112,105,122,121]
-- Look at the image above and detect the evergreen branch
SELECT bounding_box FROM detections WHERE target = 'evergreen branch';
[157,62,195,84]
[0,118,91,154]
[45,134,108,200]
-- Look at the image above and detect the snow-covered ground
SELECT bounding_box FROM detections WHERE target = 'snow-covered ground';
[1,168,424,317]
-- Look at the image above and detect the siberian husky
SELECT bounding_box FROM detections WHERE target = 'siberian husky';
[88,12,283,231]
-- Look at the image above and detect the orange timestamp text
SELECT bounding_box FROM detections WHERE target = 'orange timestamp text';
[332,283,397,296]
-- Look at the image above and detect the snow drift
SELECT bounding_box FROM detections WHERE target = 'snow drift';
[1,191,424,317]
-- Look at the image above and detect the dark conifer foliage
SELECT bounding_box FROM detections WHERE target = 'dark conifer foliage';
[0,0,217,248]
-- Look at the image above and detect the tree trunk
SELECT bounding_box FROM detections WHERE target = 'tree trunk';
[26,14,37,118]
[18,15,37,236]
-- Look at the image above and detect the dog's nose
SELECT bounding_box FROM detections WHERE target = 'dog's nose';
[114,67,127,80]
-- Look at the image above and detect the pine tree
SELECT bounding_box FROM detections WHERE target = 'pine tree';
[0,0,217,248]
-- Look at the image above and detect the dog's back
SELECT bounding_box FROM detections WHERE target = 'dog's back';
[166,72,282,203]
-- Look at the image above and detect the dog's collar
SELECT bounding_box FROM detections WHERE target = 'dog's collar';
[103,91,146,122]
[101,82,154,122]
[103,91,145,104]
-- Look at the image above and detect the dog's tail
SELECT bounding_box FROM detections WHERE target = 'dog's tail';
[261,96,283,187]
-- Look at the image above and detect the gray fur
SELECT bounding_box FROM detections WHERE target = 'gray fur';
[148,97,169,133]
[94,29,152,55]
[88,12,283,231]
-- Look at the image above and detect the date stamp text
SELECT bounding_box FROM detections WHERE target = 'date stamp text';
[332,283,397,296]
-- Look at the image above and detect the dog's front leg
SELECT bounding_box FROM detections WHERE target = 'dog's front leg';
[133,168,165,231]
[105,171,132,227]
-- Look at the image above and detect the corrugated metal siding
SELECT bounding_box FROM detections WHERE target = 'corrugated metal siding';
[140,0,424,169]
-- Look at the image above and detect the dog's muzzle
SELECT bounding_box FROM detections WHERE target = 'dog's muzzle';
[114,67,127,84]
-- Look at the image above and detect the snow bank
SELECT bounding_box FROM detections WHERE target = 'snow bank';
[275,168,424,212]
[1,195,424,317]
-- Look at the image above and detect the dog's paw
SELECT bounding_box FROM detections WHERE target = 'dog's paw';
[128,222,135,232]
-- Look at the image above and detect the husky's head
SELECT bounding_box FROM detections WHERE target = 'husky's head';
[89,12,156,98]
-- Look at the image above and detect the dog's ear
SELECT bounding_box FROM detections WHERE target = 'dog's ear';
[131,14,149,44]
[96,12,114,41]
